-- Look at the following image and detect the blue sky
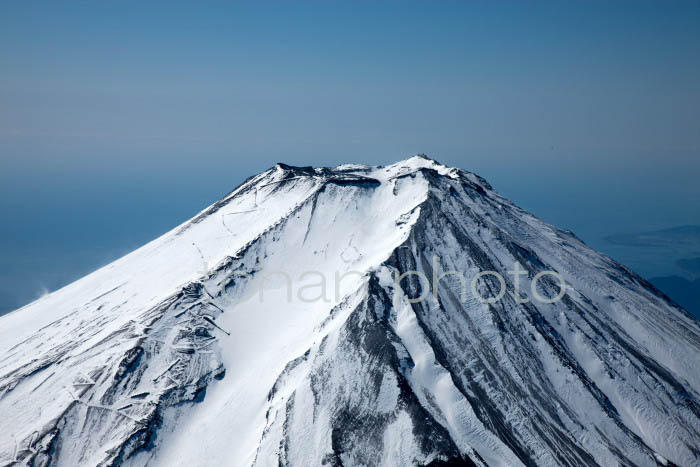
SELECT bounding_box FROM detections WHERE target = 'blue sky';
[1,1,699,312]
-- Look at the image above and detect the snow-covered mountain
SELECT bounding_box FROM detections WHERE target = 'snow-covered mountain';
[1,156,699,467]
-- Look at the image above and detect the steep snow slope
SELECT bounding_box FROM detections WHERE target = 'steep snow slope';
[0,156,698,467]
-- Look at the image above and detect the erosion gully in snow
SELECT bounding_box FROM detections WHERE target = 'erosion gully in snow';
[0,155,698,466]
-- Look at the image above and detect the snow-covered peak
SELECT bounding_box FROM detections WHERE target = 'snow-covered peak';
[270,154,458,186]
[0,158,698,467]
[395,152,444,168]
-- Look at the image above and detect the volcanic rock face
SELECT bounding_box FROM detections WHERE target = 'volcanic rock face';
[0,156,698,467]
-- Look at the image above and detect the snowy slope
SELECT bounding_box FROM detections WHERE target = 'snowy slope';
[0,156,699,467]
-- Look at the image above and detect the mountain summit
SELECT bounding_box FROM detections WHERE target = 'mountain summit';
[1,157,698,466]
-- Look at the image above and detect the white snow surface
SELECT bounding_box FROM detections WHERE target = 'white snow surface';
[0,155,699,467]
